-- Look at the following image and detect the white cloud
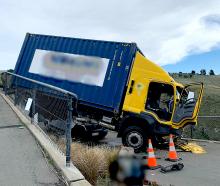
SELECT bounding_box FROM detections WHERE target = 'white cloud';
[0,0,220,69]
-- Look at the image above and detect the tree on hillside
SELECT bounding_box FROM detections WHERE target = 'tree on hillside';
[7,69,14,73]
[178,72,183,77]
[209,69,215,75]
[191,70,196,75]
[200,69,206,75]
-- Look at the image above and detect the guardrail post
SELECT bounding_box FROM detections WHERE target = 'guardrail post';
[66,95,73,167]
[4,73,8,95]
[14,77,18,106]
[31,88,36,124]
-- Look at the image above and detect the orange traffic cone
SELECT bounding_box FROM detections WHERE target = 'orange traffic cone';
[146,139,160,169]
[166,134,181,161]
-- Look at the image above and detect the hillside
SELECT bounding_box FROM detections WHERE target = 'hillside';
[172,75,220,140]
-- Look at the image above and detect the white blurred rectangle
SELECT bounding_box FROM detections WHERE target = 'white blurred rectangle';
[25,98,33,111]
[29,49,110,87]
[187,91,195,100]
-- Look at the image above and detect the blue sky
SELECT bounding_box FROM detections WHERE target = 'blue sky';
[163,47,220,74]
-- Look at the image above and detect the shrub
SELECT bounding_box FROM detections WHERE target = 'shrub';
[191,70,196,75]
[71,142,119,185]
[209,69,215,75]
[200,69,206,75]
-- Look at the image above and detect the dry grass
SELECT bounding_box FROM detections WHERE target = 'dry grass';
[71,142,119,185]
[48,134,119,185]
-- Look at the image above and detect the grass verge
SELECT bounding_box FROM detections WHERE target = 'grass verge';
[48,134,119,185]
[71,142,119,185]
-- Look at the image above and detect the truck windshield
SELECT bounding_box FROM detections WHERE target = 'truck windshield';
[145,82,174,121]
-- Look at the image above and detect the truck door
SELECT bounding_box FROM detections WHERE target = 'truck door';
[172,83,203,125]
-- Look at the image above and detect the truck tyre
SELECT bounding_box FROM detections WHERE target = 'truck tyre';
[122,126,147,152]
[71,125,88,141]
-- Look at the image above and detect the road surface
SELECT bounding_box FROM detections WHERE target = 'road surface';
[0,95,64,185]
[101,131,220,186]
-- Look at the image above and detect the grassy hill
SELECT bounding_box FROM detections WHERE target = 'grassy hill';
[172,75,220,140]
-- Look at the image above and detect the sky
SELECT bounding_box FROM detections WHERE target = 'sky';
[164,48,220,74]
[0,0,220,74]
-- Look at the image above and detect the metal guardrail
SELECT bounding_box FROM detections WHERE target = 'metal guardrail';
[5,71,77,98]
[2,72,78,167]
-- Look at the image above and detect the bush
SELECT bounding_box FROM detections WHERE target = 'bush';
[71,142,119,185]
[183,74,188,78]
[191,70,196,75]
[209,69,215,75]
[200,69,206,75]
[48,134,119,185]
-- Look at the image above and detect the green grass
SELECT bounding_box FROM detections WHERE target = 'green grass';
[172,75,220,140]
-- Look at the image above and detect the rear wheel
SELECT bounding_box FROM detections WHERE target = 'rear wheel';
[71,125,88,141]
[122,126,147,152]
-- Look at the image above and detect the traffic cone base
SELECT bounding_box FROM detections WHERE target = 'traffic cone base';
[165,157,182,162]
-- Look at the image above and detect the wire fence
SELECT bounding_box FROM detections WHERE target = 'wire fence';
[182,116,220,141]
[1,72,78,167]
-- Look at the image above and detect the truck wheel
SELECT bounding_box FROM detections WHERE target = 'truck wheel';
[71,125,88,141]
[122,126,147,152]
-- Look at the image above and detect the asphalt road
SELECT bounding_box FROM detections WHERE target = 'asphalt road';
[0,95,64,186]
[102,131,220,186]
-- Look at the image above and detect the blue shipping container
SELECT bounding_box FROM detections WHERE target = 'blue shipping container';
[14,33,139,113]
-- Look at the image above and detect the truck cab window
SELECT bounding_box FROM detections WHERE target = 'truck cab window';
[145,82,174,121]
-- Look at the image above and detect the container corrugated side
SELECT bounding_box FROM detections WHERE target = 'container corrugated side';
[14,33,137,113]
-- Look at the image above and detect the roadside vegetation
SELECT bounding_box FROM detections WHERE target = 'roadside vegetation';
[71,142,119,185]
[49,134,119,185]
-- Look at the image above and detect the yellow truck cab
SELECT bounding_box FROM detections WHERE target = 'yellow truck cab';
[118,51,203,151]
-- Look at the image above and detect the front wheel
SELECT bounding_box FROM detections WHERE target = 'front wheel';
[122,126,147,152]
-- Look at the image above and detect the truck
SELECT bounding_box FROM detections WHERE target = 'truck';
[13,33,203,151]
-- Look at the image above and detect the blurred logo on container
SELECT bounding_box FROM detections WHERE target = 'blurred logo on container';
[43,52,103,76]
[29,49,109,87]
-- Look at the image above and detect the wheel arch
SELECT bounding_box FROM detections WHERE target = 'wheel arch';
[117,112,156,137]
